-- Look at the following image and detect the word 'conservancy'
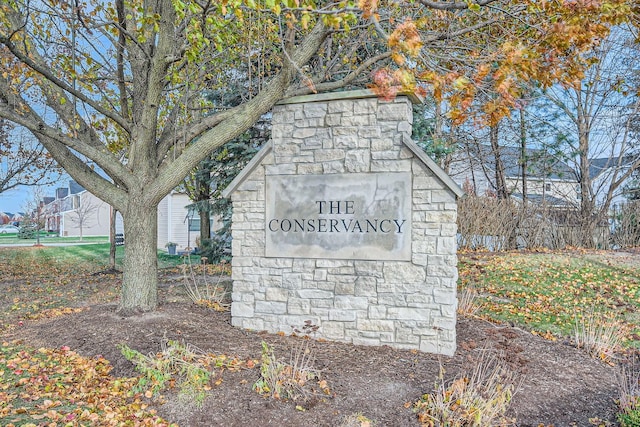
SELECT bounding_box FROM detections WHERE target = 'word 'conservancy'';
[268,218,407,234]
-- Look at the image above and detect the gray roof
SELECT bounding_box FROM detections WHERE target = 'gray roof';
[69,180,84,194]
[588,156,636,180]
[56,188,69,199]
[469,145,576,181]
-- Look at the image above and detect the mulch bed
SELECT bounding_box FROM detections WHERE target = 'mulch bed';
[4,284,621,427]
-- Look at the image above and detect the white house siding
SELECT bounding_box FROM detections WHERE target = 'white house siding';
[59,191,111,237]
[592,171,630,209]
[448,149,579,205]
[157,196,169,247]
[47,185,198,250]
[505,177,579,206]
[112,194,192,250]
[157,192,193,251]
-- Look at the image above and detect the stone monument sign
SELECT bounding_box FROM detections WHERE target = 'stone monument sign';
[223,90,463,355]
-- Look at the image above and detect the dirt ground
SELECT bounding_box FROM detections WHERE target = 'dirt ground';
[2,253,634,427]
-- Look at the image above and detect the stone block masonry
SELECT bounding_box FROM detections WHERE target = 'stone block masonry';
[224,90,462,356]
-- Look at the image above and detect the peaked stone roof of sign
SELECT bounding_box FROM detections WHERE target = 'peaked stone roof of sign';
[223,90,464,199]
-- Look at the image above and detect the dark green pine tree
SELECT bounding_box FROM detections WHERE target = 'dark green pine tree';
[182,103,268,262]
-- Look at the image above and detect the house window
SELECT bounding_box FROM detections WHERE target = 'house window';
[545,183,551,192]
[188,218,214,232]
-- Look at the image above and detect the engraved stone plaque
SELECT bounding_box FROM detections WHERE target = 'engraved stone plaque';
[265,172,412,260]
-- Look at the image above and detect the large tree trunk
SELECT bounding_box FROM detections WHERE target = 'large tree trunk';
[119,200,158,314]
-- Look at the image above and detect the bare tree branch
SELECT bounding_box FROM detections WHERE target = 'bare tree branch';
[417,0,499,11]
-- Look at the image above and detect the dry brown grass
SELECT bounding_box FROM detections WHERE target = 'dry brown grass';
[573,311,628,363]
[414,351,519,427]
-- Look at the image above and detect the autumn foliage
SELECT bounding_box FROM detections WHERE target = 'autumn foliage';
[0,343,175,426]
[458,251,640,344]
[369,0,632,125]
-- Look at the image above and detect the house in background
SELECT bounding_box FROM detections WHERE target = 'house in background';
[118,192,217,252]
[59,190,111,238]
[45,180,111,238]
[449,144,579,208]
[10,212,23,225]
[589,156,638,209]
[0,212,11,225]
[156,191,205,252]
[43,181,210,250]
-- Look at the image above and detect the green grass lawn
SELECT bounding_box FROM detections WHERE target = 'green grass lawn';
[0,242,196,270]
[459,252,640,347]
[0,233,109,245]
